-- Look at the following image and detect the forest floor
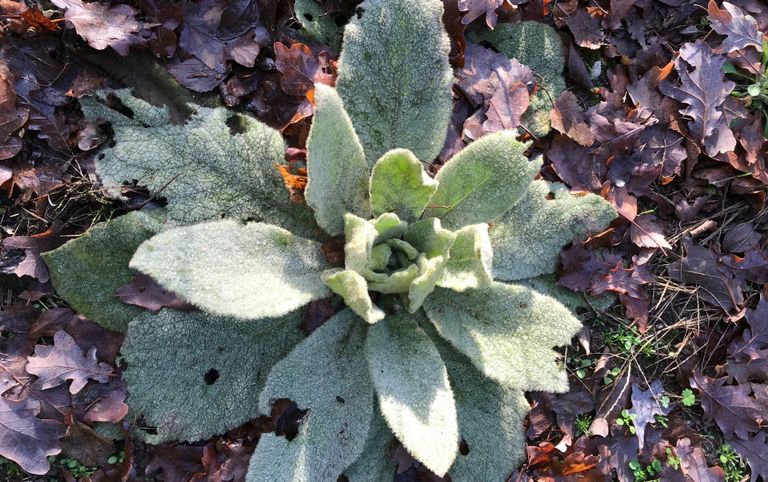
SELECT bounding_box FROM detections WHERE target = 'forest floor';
[1,0,767,481]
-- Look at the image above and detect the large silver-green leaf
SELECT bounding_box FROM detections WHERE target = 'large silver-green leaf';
[41,210,164,331]
[305,85,371,236]
[433,336,529,482]
[424,282,581,392]
[130,221,330,320]
[369,149,438,222]
[423,132,540,229]
[336,0,452,165]
[471,22,565,137]
[438,224,493,292]
[344,213,377,272]
[520,274,615,312]
[491,181,616,281]
[343,410,397,482]
[81,90,317,237]
[247,309,374,482]
[121,308,304,443]
[365,312,458,476]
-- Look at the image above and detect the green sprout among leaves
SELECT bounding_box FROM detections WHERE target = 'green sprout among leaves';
[42,0,615,480]
[725,39,768,137]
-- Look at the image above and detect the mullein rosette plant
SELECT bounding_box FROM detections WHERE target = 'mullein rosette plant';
[42,0,616,480]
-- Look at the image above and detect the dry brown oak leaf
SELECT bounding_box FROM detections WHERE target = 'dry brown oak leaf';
[0,396,66,475]
[27,330,113,394]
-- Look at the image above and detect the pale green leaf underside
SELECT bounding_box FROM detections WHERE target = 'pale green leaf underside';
[248,310,374,482]
[369,149,438,222]
[343,410,397,482]
[438,224,493,292]
[336,0,452,165]
[41,209,165,331]
[433,337,529,482]
[81,90,317,237]
[424,282,581,392]
[130,221,329,320]
[121,308,304,443]
[491,181,616,281]
[305,85,371,236]
[322,269,384,324]
[365,313,458,476]
[344,213,378,273]
[424,132,540,229]
[470,22,565,137]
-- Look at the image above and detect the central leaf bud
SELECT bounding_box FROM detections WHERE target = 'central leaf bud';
[321,213,493,323]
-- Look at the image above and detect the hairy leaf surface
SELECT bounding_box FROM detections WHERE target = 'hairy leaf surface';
[336,0,452,164]
[343,411,397,482]
[424,283,581,392]
[249,310,374,482]
[491,181,616,281]
[433,335,529,482]
[438,224,493,292]
[305,85,371,236]
[42,209,164,331]
[424,132,540,229]
[365,313,458,476]
[81,90,316,237]
[121,309,304,443]
[322,269,384,323]
[369,149,438,222]
[130,221,329,320]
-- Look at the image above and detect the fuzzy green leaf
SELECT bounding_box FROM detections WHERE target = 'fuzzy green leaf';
[424,282,581,392]
[130,221,329,320]
[305,85,371,236]
[491,181,616,281]
[336,0,452,165]
[369,149,438,221]
[367,264,420,294]
[372,213,408,243]
[121,308,304,443]
[81,90,317,237]
[344,213,378,273]
[423,132,540,229]
[322,269,384,324]
[248,309,374,482]
[404,218,456,259]
[295,0,343,50]
[343,410,396,482]
[471,22,565,137]
[520,274,615,312]
[365,312,458,476]
[433,336,529,482]
[406,255,447,312]
[41,210,164,331]
[438,224,493,292]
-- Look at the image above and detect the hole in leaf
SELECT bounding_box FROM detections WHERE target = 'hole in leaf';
[108,140,116,148]
[303,13,314,21]
[337,476,349,482]
[225,115,248,135]
[204,368,220,385]
[354,6,364,18]
[459,438,470,456]
[270,398,308,441]
[333,14,348,27]
[105,93,134,119]
[545,192,556,200]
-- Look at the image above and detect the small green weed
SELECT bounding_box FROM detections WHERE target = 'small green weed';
[681,388,696,407]
[629,458,663,481]
[606,325,653,356]
[575,414,592,437]
[718,444,746,482]
[48,455,97,478]
[616,409,638,435]
[725,39,768,137]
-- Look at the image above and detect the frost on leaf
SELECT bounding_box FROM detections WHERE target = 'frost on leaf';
[471,22,566,137]
[80,90,317,237]
[0,397,66,475]
[491,180,616,281]
[305,85,371,236]
[121,308,304,443]
[369,149,438,222]
[248,310,374,482]
[424,283,581,392]
[336,0,453,164]
[424,131,540,229]
[432,333,529,482]
[365,313,459,477]
[27,330,112,394]
[41,209,164,331]
[130,221,330,320]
